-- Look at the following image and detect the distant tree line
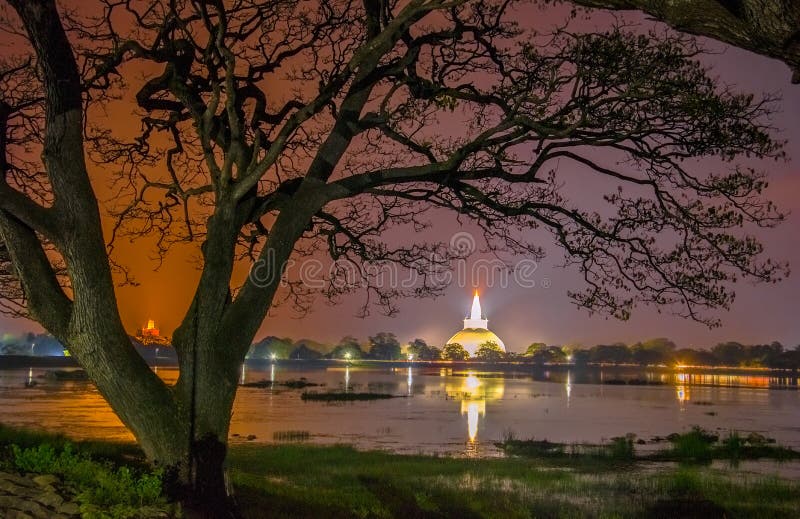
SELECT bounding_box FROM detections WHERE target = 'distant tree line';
[3,329,798,370]
[0,332,65,356]
[246,335,800,369]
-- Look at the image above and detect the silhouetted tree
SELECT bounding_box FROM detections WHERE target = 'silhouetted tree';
[329,336,365,360]
[711,342,747,366]
[442,343,469,361]
[590,343,632,364]
[289,343,323,360]
[0,0,787,510]
[630,338,676,366]
[524,342,548,357]
[569,0,800,83]
[407,338,441,360]
[248,336,293,359]
[531,345,568,364]
[368,332,402,360]
[474,341,504,362]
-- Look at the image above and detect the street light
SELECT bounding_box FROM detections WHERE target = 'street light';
[270,353,277,361]
[408,353,414,362]
[344,352,352,361]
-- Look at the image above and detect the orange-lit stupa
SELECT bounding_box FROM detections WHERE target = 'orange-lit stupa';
[140,319,160,338]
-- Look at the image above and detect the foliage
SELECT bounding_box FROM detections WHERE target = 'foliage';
[248,336,294,360]
[523,343,547,357]
[406,339,441,361]
[441,343,469,361]
[328,337,365,360]
[474,341,505,362]
[289,344,324,360]
[367,332,402,360]
[8,442,165,517]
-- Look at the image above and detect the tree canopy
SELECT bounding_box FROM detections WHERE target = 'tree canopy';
[0,0,790,510]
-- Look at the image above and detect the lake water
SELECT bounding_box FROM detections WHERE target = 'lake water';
[1,363,799,476]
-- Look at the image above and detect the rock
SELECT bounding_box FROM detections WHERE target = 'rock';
[57,502,80,516]
[0,494,52,518]
[32,475,58,487]
[34,490,64,508]
[0,472,39,488]
[0,479,38,498]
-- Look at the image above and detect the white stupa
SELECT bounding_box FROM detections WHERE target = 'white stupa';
[446,291,506,356]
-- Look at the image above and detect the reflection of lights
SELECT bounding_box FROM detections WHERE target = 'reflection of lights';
[27,367,33,385]
[461,400,486,443]
[345,366,350,392]
[407,367,413,395]
[565,371,572,406]
[270,363,275,388]
[465,373,480,391]
[676,385,689,406]
[240,363,246,385]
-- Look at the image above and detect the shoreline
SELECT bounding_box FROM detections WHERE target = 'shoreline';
[2,354,798,376]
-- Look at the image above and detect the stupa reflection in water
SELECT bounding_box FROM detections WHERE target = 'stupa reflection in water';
[443,371,505,454]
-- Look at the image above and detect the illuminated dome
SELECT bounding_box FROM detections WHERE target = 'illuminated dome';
[446,292,506,356]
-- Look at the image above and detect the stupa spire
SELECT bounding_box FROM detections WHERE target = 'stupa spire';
[470,291,482,320]
[464,290,488,329]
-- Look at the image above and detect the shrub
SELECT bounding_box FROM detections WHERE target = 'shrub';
[668,427,715,463]
[10,442,165,516]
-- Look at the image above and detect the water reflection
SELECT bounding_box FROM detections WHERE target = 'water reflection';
[4,365,800,468]
[676,385,689,408]
[673,372,774,388]
[444,372,505,453]
[565,371,572,407]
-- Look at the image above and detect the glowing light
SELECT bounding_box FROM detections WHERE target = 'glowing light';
[676,385,689,405]
[465,373,481,391]
[407,353,414,361]
[465,401,481,442]
[344,352,352,360]
[270,353,277,361]
[565,371,572,406]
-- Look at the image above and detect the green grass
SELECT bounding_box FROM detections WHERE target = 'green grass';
[2,423,799,518]
[228,443,800,518]
[498,427,799,468]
